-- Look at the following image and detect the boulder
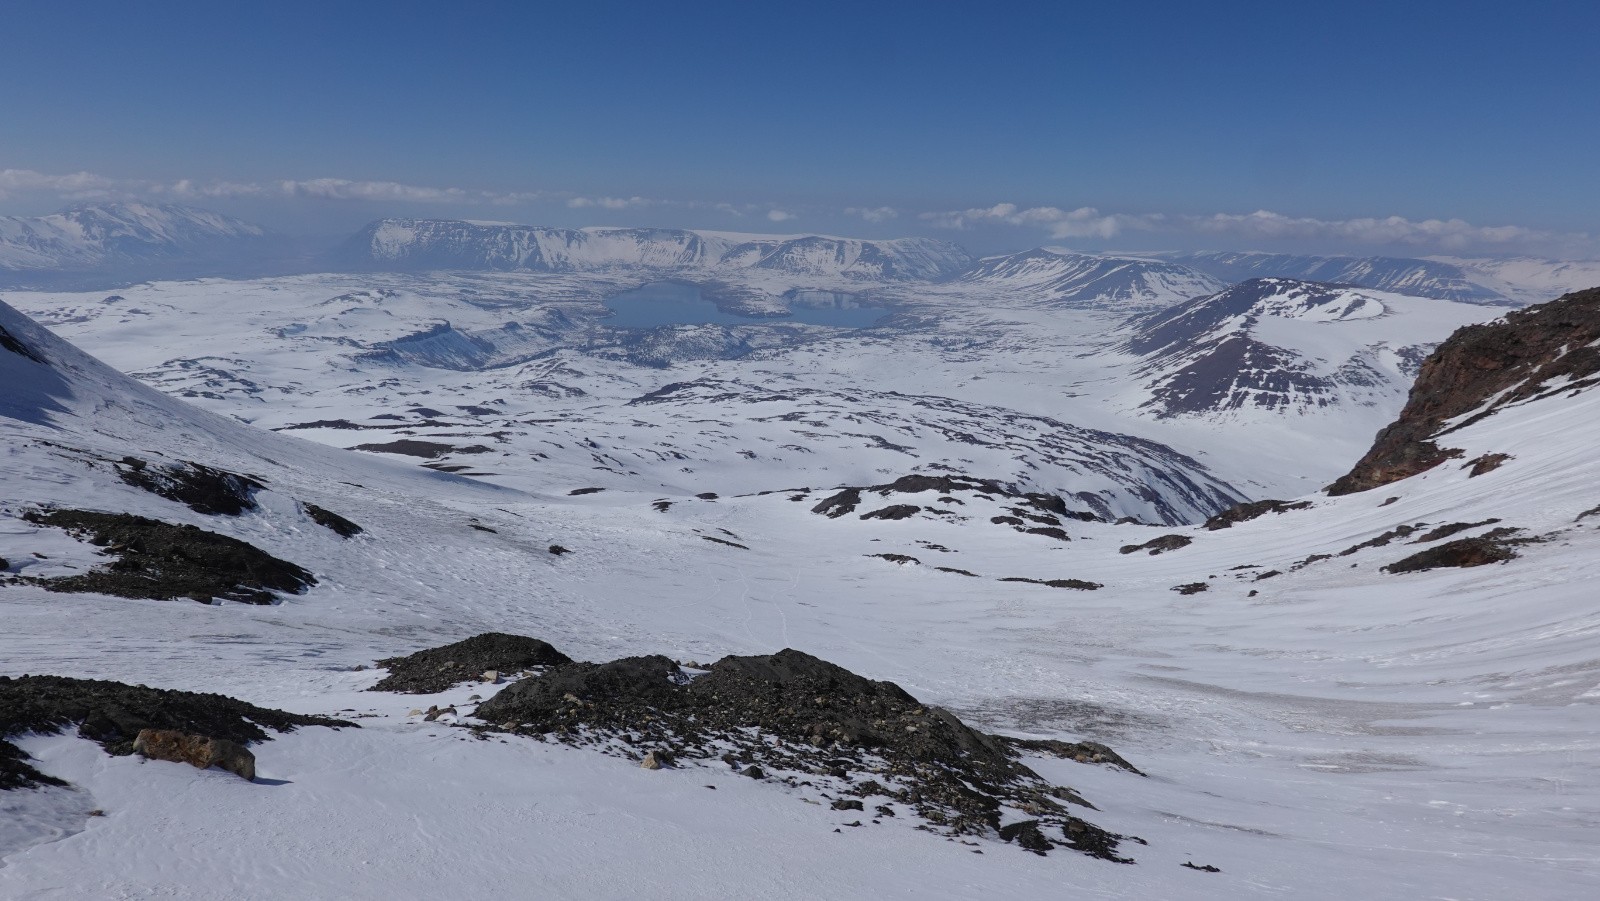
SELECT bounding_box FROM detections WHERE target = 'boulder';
[133,729,256,781]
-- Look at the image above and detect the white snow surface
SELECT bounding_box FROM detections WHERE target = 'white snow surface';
[1,268,1597,899]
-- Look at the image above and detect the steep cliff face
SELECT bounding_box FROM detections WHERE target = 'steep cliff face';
[1327,286,1600,495]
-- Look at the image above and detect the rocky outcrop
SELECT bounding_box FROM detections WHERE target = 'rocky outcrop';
[133,729,256,781]
[21,509,316,604]
[1203,499,1311,530]
[1330,287,1600,495]
[371,633,574,694]
[475,644,1136,860]
[0,675,348,791]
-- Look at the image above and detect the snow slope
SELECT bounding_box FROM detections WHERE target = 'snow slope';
[2,279,1598,899]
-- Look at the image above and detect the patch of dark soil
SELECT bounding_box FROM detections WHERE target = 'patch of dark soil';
[868,553,920,565]
[468,523,498,533]
[370,633,574,694]
[0,674,349,790]
[302,503,362,538]
[990,515,1024,526]
[861,505,921,521]
[116,459,264,516]
[1183,862,1222,873]
[811,488,862,518]
[1338,524,1424,556]
[1382,529,1526,574]
[1119,534,1193,555]
[701,535,749,549]
[1203,499,1311,530]
[1577,504,1600,523]
[935,567,979,577]
[0,324,47,364]
[1330,287,1600,495]
[1464,453,1512,476]
[652,500,673,512]
[569,487,605,496]
[1172,582,1208,595]
[696,492,719,500]
[477,647,1135,861]
[548,545,570,555]
[21,510,315,604]
[1002,737,1143,775]
[1253,570,1282,581]
[1412,518,1501,543]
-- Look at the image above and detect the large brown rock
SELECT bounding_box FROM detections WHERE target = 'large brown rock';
[133,729,256,781]
[1329,287,1600,495]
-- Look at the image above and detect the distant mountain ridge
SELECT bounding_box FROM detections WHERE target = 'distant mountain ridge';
[0,202,270,275]
[1157,250,1511,305]
[956,248,1224,310]
[338,218,974,282]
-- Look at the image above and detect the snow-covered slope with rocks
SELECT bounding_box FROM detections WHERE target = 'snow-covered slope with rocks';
[4,265,1599,899]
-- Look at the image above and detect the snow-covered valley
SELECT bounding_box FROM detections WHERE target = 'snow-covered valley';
[2,226,1598,899]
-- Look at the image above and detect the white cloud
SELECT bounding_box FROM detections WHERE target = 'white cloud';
[1191,209,1570,251]
[924,200,1592,255]
[845,206,898,222]
[566,195,651,210]
[766,209,795,222]
[920,203,1149,239]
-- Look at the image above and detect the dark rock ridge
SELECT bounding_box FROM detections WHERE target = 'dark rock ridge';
[1203,499,1312,530]
[0,674,349,790]
[811,473,1103,537]
[371,633,574,694]
[19,509,315,604]
[115,457,264,516]
[0,324,47,364]
[1118,534,1193,555]
[1330,287,1600,495]
[302,503,363,538]
[1382,529,1527,573]
[471,642,1136,860]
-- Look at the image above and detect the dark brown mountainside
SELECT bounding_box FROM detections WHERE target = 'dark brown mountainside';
[1328,287,1600,495]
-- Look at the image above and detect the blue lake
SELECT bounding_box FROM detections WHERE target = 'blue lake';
[603,282,888,328]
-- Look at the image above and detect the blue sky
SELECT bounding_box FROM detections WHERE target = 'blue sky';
[2,0,1596,256]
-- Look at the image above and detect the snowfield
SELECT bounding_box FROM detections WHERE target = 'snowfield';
[1,256,1598,900]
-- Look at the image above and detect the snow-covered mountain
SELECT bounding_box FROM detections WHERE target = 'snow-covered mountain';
[338,218,973,282]
[956,248,1223,310]
[0,203,271,277]
[1117,277,1493,420]
[1159,250,1512,305]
